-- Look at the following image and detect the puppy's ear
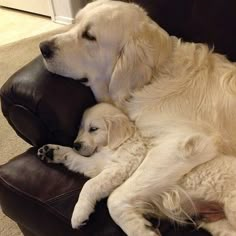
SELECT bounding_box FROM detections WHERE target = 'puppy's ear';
[105,115,134,149]
[109,20,171,105]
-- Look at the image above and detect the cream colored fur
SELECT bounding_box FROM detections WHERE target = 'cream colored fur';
[38,104,236,236]
[38,103,147,229]
[40,1,236,235]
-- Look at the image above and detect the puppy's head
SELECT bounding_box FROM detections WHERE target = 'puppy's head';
[73,103,134,156]
[40,0,171,104]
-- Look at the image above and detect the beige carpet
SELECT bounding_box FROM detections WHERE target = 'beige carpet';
[0,7,62,46]
[0,29,65,236]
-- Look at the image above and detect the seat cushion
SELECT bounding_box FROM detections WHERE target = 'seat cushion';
[0,148,211,236]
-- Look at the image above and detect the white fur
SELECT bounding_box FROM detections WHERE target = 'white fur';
[38,103,147,230]
[39,103,236,236]
[41,1,236,235]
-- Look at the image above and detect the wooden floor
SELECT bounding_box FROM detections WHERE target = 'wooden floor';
[0,6,62,46]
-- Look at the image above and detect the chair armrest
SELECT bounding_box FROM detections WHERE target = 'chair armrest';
[0,148,122,236]
[0,56,96,147]
[0,148,211,236]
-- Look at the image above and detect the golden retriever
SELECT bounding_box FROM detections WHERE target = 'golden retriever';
[39,1,236,235]
[37,103,146,229]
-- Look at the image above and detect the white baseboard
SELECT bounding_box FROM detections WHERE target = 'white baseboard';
[53,16,75,25]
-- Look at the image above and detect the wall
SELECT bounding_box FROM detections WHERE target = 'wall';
[0,0,90,25]
[51,0,90,24]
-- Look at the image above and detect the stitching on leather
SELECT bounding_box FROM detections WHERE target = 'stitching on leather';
[0,175,74,224]
[45,188,82,203]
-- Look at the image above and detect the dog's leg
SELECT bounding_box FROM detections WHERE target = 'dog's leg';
[108,188,160,236]
[107,178,160,236]
[201,219,236,236]
[71,166,132,229]
[107,133,218,236]
[38,144,104,178]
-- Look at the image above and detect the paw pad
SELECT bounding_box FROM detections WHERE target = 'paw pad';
[37,145,54,161]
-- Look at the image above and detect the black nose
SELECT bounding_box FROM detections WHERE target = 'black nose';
[39,40,55,59]
[73,142,82,151]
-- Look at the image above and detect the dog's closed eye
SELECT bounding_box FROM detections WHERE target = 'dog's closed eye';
[82,28,96,41]
[89,127,99,133]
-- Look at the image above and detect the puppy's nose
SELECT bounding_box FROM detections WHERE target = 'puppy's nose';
[39,40,55,59]
[73,142,82,151]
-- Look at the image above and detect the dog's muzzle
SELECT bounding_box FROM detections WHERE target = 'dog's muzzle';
[73,142,96,157]
[73,142,82,151]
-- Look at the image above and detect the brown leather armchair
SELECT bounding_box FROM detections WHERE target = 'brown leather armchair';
[1,0,236,235]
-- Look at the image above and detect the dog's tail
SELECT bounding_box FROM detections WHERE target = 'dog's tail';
[134,185,198,226]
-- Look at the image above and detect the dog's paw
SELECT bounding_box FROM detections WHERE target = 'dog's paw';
[71,203,93,229]
[71,216,88,230]
[37,145,55,162]
[71,210,88,229]
[37,144,65,164]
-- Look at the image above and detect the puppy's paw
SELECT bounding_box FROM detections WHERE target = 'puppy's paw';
[37,144,65,164]
[71,203,93,229]
[71,216,88,230]
[38,145,54,162]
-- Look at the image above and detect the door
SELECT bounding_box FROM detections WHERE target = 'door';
[0,0,52,16]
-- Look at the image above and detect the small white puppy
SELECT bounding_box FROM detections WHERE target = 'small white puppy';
[37,103,147,229]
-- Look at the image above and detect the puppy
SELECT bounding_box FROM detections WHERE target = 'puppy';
[38,103,229,236]
[38,103,147,229]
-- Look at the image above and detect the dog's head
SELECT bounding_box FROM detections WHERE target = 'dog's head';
[40,0,171,104]
[73,103,134,156]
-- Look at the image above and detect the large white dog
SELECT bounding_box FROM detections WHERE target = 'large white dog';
[40,0,236,235]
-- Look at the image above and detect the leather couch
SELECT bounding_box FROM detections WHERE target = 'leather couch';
[1,0,236,235]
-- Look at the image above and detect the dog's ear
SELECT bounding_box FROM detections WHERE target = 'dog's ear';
[109,20,171,105]
[105,115,134,149]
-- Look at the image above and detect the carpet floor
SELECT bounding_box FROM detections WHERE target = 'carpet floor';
[0,7,62,46]
[0,29,64,236]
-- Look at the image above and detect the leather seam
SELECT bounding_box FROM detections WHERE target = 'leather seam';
[45,188,82,203]
[0,175,72,225]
